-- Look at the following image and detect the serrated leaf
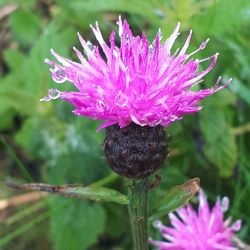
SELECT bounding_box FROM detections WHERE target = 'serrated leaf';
[6,182,128,205]
[149,178,200,222]
[199,108,226,143]
[200,108,237,177]
[203,127,237,177]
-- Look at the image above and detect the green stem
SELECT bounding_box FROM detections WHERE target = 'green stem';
[127,178,149,250]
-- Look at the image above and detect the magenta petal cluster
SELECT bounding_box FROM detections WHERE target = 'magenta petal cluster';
[42,17,231,130]
[150,190,241,250]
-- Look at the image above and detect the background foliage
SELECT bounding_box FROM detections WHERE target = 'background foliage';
[0,0,250,249]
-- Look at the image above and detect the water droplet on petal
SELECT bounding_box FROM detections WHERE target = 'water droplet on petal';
[40,95,51,102]
[169,115,179,122]
[87,41,94,51]
[221,197,229,212]
[149,45,154,53]
[150,120,162,126]
[115,91,128,107]
[51,68,67,83]
[48,89,61,99]
[152,220,162,229]
[199,38,210,50]
[96,100,105,111]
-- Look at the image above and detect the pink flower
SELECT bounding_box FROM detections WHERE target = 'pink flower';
[42,17,231,130]
[149,190,241,250]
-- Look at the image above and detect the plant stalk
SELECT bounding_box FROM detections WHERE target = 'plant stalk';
[127,178,149,250]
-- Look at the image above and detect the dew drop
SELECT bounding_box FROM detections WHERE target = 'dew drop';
[115,91,128,107]
[221,197,229,212]
[199,38,210,50]
[87,41,94,51]
[49,89,61,99]
[40,95,51,102]
[40,89,61,102]
[51,68,67,83]
[149,120,162,126]
[149,45,154,53]
[152,220,162,229]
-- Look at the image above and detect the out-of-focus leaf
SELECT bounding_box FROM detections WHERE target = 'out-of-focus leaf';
[149,178,200,222]
[0,110,14,129]
[3,49,25,71]
[68,0,160,26]
[104,203,128,238]
[200,107,226,142]
[203,89,237,107]
[203,128,237,177]
[229,79,250,105]
[50,198,106,250]
[200,108,237,177]
[0,75,37,117]
[14,117,45,156]
[10,9,41,46]
[192,0,250,35]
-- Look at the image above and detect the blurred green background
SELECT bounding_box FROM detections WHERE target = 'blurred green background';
[0,0,250,249]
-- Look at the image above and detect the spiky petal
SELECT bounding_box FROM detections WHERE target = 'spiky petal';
[43,17,231,130]
[150,190,241,250]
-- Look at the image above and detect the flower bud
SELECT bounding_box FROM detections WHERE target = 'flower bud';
[103,123,168,179]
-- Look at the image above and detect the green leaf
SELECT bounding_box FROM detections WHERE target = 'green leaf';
[202,89,237,107]
[63,185,128,204]
[3,49,25,71]
[10,9,41,46]
[200,108,237,177]
[229,79,250,105]
[68,0,160,26]
[204,128,237,177]
[192,0,250,35]
[14,117,45,155]
[103,203,128,238]
[199,107,226,143]
[149,178,200,222]
[6,182,128,205]
[50,198,106,250]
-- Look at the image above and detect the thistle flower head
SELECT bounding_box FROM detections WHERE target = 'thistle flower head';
[150,190,241,250]
[42,17,230,130]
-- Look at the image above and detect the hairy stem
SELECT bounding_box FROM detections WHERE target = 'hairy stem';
[127,178,149,250]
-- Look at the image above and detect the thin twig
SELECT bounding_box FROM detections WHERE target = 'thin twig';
[233,123,250,136]
[0,192,47,211]
[0,4,18,20]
